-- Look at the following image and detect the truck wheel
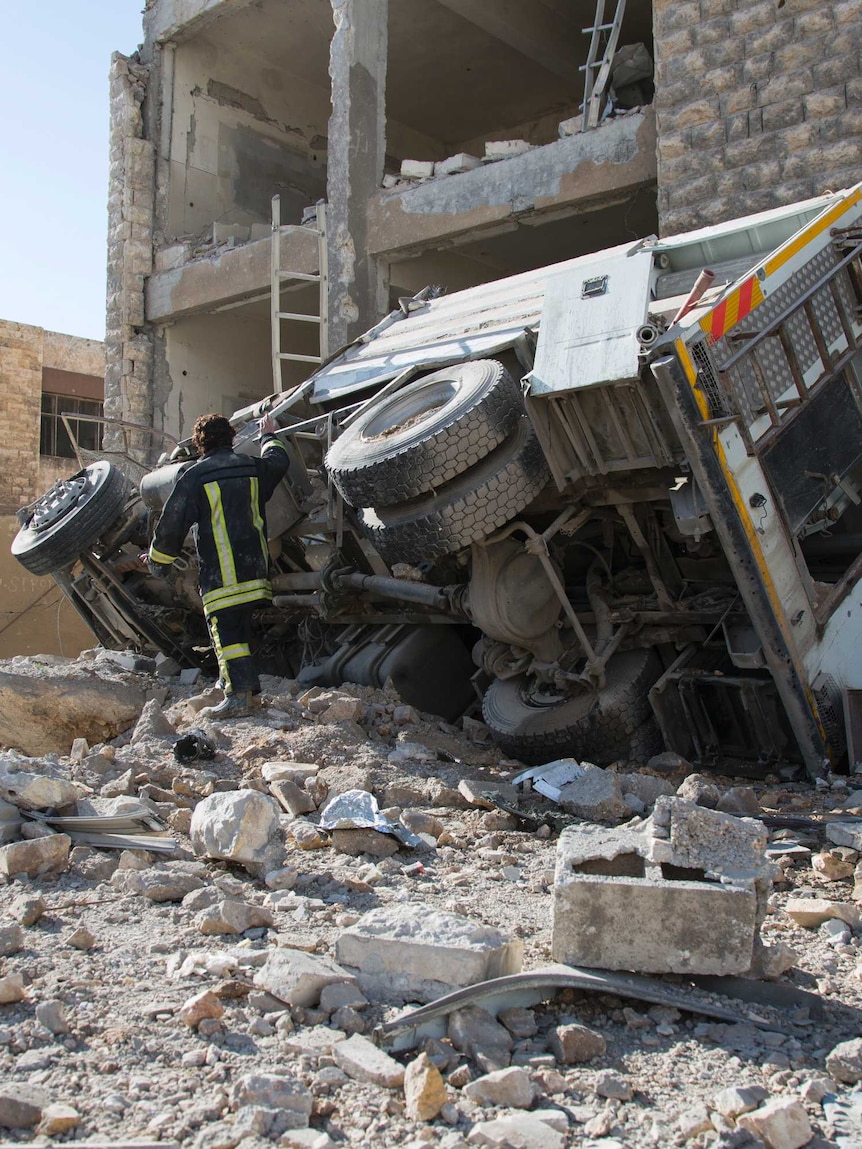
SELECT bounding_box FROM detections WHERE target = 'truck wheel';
[326,359,523,508]
[357,417,549,564]
[12,462,129,576]
[481,649,662,766]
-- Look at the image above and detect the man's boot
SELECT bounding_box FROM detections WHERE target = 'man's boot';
[198,691,256,721]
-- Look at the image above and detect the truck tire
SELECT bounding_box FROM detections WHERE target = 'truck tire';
[326,359,523,508]
[481,649,662,766]
[12,461,129,576]
[357,416,549,564]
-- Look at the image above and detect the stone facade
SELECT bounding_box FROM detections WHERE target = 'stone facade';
[654,0,862,235]
[105,53,156,458]
[0,321,104,657]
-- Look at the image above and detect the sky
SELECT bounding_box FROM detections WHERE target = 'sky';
[0,4,145,342]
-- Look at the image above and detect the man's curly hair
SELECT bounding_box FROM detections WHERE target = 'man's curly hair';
[192,413,235,455]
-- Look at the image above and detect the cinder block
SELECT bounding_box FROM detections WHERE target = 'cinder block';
[434,153,481,176]
[400,158,435,180]
[552,832,757,975]
[484,139,532,159]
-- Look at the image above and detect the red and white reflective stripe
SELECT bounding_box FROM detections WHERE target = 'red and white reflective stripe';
[700,274,765,344]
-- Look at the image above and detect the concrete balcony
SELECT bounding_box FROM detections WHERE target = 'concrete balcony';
[367,108,657,260]
[145,225,320,323]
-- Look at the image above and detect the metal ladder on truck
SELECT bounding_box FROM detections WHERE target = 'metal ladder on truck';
[270,195,329,395]
[580,0,626,131]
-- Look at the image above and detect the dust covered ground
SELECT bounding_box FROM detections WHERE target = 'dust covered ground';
[1,649,862,1149]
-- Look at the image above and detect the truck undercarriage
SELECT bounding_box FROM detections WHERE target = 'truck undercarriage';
[13,185,862,779]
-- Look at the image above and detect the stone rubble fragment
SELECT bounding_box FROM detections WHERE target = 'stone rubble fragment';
[826,1037,862,1084]
[179,989,225,1029]
[463,1066,534,1109]
[332,1033,405,1087]
[0,832,71,878]
[254,948,355,1007]
[737,1097,813,1149]
[403,1051,448,1121]
[190,790,282,870]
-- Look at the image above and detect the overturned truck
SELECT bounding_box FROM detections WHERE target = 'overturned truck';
[13,184,862,779]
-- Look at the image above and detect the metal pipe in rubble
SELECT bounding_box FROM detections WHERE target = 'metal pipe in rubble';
[671,268,716,326]
[334,571,464,613]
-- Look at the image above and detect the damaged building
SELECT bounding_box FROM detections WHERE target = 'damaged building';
[107,0,862,445]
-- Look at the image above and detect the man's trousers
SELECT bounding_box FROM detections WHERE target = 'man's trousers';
[205,601,261,695]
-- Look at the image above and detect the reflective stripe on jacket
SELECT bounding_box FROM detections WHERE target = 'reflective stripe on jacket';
[148,436,290,615]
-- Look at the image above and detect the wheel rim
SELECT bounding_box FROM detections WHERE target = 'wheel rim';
[362,379,460,441]
[29,474,90,531]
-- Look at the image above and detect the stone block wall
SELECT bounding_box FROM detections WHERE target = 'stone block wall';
[105,53,156,459]
[0,321,43,515]
[654,0,862,235]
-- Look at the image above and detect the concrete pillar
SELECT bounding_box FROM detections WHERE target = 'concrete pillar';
[327,0,389,351]
[104,53,156,462]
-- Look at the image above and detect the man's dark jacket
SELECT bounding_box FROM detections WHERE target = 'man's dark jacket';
[148,436,290,616]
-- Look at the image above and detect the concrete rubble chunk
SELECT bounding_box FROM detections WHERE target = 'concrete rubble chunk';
[269,778,315,816]
[713,1084,768,1118]
[138,865,205,902]
[458,778,517,809]
[196,899,275,935]
[463,1066,534,1109]
[557,763,632,822]
[190,790,281,870]
[548,1022,606,1064]
[333,1033,405,1087]
[0,923,24,956]
[649,796,768,872]
[0,973,25,1003]
[484,139,532,159]
[0,833,71,878]
[826,1037,862,1084]
[435,152,481,176]
[254,948,355,1007]
[37,1103,80,1135]
[826,822,862,851]
[0,756,84,810]
[0,1083,49,1129]
[466,1112,566,1148]
[0,672,146,757]
[228,1073,313,1128]
[335,903,522,1002]
[180,989,224,1029]
[331,828,400,857]
[785,898,861,929]
[449,1006,513,1068]
[400,158,435,180]
[811,851,855,880]
[737,1097,813,1149]
[130,698,177,744]
[404,1052,448,1121]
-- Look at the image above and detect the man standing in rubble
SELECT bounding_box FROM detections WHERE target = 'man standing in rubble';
[147,411,290,719]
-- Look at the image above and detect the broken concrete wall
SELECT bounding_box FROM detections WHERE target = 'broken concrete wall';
[163,310,276,438]
[105,53,157,459]
[654,0,862,235]
[166,31,329,241]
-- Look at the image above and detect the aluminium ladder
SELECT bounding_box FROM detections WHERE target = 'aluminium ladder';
[270,195,329,394]
[580,0,626,131]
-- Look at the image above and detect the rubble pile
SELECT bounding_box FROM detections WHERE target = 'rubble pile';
[0,649,862,1148]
